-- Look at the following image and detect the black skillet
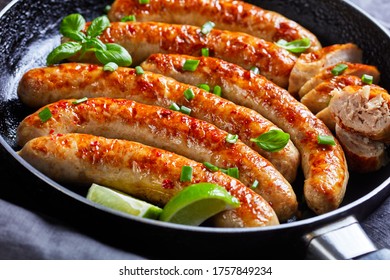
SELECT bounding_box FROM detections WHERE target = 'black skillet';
[0,0,389,260]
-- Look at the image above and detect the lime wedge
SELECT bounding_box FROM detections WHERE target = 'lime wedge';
[86,183,163,219]
[159,183,240,226]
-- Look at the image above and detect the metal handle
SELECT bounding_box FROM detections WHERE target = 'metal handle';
[303,216,382,259]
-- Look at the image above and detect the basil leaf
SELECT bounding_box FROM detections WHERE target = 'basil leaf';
[250,130,290,152]
[87,15,110,38]
[95,43,132,66]
[60,14,86,41]
[84,38,107,51]
[276,38,311,54]
[46,41,83,65]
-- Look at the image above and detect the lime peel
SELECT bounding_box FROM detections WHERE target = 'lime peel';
[159,183,240,226]
[86,183,163,219]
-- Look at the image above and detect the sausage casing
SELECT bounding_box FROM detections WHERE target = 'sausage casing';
[18,133,279,227]
[17,97,298,221]
[141,53,349,215]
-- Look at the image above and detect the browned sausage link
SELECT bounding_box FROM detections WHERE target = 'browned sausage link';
[17,97,298,221]
[107,0,322,52]
[17,63,298,221]
[18,133,279,227]
[66,21,297,88]
[141,53,349,214]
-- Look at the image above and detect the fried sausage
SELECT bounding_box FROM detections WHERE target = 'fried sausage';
[141,53,349,215]
[17,97,298,221]
[17,62,300,185]
[18,133,279,227]
[288,43,362,96]
[107,0,321,52]
[65,21,297,88]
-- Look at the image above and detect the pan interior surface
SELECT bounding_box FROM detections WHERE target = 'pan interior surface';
[0,0,389,259]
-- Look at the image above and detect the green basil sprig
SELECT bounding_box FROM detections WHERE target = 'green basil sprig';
[250,130,290,152]
[47,13,132,67]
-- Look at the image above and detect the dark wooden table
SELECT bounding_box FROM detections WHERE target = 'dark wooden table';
[0,0,389,259]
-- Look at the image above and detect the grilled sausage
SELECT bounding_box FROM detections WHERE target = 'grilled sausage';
[288,43,363,96]
[141,53,349,215]
[65,21,297,88]
[17,97,298,221]
[329,85,390,143]
[17,62,300,185]
[335,124,389,173]
[298,62,380,99]
[300,75,366,114]
[107,0,321,52]
[18,133,279,227]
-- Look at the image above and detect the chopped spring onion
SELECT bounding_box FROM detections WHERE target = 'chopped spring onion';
[169,102,180,111]
[250,130,290,152]
[180,166,193,182]
[226,134,238,144]
[104,5,111,13]
[184,88,195,100]
[201,21,215,35]
[183,59,200,71]
[180,105,191,115]
[121,15,136,22]
[103,62,118,72]
[251,180,259,189]
[361,74,373,84]
[201,48,209,57]
[276,38,311,54]
[38,107,52,123]
[227,167,239,179]
[139,0,150,4]
[250,66,260,75]
[331,63,348,76]
[203,162,219,172]
[197,83,210,92]
[135,65,144,75]
[72,97,88,105]
[318,135,336,146]
[213,85,222,96]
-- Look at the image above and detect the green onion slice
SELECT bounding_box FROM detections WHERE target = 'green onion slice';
[250,130,290,152]
[169,102,180,111]
[72,97,88,105]
[318,135,336,146]
[201,48,209,57]
[250,66,260,75]
[184,88,195,100]
[226,134,238,144]
[331,63,348,76]
[251,180,259,189]
[361,74,373,84]
[38,107,52,123]
[139,0,150,4]
[180,166,193,182]
[227,167,239,179]
[276,38,311,53]
[201,21,215,35]
[180,105,191,115]
[103,62,118,72]
[135,65,144,75]
[121,15,136,22]
[183,59,200,72]
[213,85,222,96]
[197,83,210,92]
[203,162,219,172]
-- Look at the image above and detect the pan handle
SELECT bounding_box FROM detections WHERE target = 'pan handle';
[303,216,390,259]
